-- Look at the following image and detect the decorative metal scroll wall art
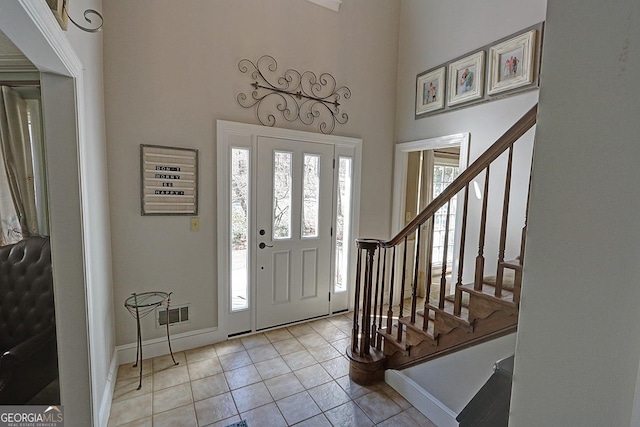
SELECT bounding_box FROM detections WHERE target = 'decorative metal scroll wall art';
[47,0,104,32]
[237,55,351,134]
[64,5,104,33]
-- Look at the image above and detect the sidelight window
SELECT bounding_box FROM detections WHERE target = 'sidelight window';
[230,148,250,311]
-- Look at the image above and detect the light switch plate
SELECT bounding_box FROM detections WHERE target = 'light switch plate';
[190,217,200,232]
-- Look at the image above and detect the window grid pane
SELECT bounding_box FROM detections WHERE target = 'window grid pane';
[432,164,459,265]
[302,154,320,238]
[335,157,352,292]
[273,151,292,240]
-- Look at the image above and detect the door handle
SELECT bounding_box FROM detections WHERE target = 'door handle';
[259,242,273,249]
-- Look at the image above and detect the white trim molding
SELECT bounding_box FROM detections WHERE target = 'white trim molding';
[116,327,225,366]
[390,133,470,301]
[386,370,459,427]
[99,352,119,427]
[306,0,342,12]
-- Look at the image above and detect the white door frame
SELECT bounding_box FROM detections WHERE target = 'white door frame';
[391,133,470,300]
[217,120,362,337]
[0,1,97,424]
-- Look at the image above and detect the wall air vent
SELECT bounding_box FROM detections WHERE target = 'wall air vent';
[157,304,190,327]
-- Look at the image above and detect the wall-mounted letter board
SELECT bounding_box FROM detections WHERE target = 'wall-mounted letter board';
[140,144,198,215]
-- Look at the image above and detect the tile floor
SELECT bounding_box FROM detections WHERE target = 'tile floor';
[108,313,437,427]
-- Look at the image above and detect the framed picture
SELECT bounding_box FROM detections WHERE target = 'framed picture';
[45,0,68,30]
[447,51,485,106]
[140,145,199,215]
[487,29,537,95]
[416,67,445,116]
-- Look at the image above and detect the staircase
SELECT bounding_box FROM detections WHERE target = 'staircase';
[347,105,537,385]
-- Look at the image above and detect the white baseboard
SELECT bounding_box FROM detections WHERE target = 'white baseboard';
[386,370,459,427]
[96,350,119,427]
[116,326,225,366]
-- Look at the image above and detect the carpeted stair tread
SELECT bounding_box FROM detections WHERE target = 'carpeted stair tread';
[482,270,515,291]
[445,292,470,307]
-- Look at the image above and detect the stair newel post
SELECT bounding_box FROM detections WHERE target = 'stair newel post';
[423,217,435,331]
[351,244,364,354]
[439,201,452,310]
[454,184,470,316]
[359,239,378,357]
[411,226,422,323]
[347,240,385,386]
[495,144,514,298]
[475,166,491,291]
[377,247,388,350]
[386,246,396,334]
[397,235,409,343]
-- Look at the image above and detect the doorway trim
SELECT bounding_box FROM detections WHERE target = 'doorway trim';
[217,120,362,338]
[0,1,96,425]
[392,133,470,235]
[391,133,470,299]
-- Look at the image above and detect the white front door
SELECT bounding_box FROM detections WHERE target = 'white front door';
[255,136,334,330]
[218,120,361,337]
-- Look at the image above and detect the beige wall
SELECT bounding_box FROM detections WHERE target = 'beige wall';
[103,0,400,345]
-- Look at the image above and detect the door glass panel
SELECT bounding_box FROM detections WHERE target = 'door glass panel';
[335,157,352,292]
[302,154,320,238]
[231,148,249,311]
[273,151,292,240]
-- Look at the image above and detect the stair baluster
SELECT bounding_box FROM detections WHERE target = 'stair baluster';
[439,201,452,310]
[454,184,470,316]
[410,226,422,323]
[346,105,538,383]
[474,166,491,291]
[495,144,514,298]
[376,248,388,350]
[423,217,435,332]
[371,248,382,344]
[386,246,396,335]
[397,236,408,343]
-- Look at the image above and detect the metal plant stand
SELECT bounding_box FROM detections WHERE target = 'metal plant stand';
[124,291,178,390]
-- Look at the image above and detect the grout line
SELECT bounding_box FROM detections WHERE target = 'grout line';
[111,314,433,426]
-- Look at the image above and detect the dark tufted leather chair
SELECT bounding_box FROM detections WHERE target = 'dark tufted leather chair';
[0,236,58,404]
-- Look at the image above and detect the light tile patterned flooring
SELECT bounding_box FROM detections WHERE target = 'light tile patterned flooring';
[108,313,437,427]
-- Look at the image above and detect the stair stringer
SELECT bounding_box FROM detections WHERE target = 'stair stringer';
[384,308,518,370]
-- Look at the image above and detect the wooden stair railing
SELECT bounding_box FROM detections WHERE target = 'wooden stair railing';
[347,105,537,385]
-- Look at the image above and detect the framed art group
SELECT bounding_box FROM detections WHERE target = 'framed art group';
[416,23,543,118]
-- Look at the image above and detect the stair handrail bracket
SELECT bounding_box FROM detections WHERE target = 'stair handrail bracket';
[347,105,537,384]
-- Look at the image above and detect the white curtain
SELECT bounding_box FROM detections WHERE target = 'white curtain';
[0,86,38,245]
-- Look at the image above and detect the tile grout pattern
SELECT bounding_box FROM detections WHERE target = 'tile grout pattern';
[108,313,437,427]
